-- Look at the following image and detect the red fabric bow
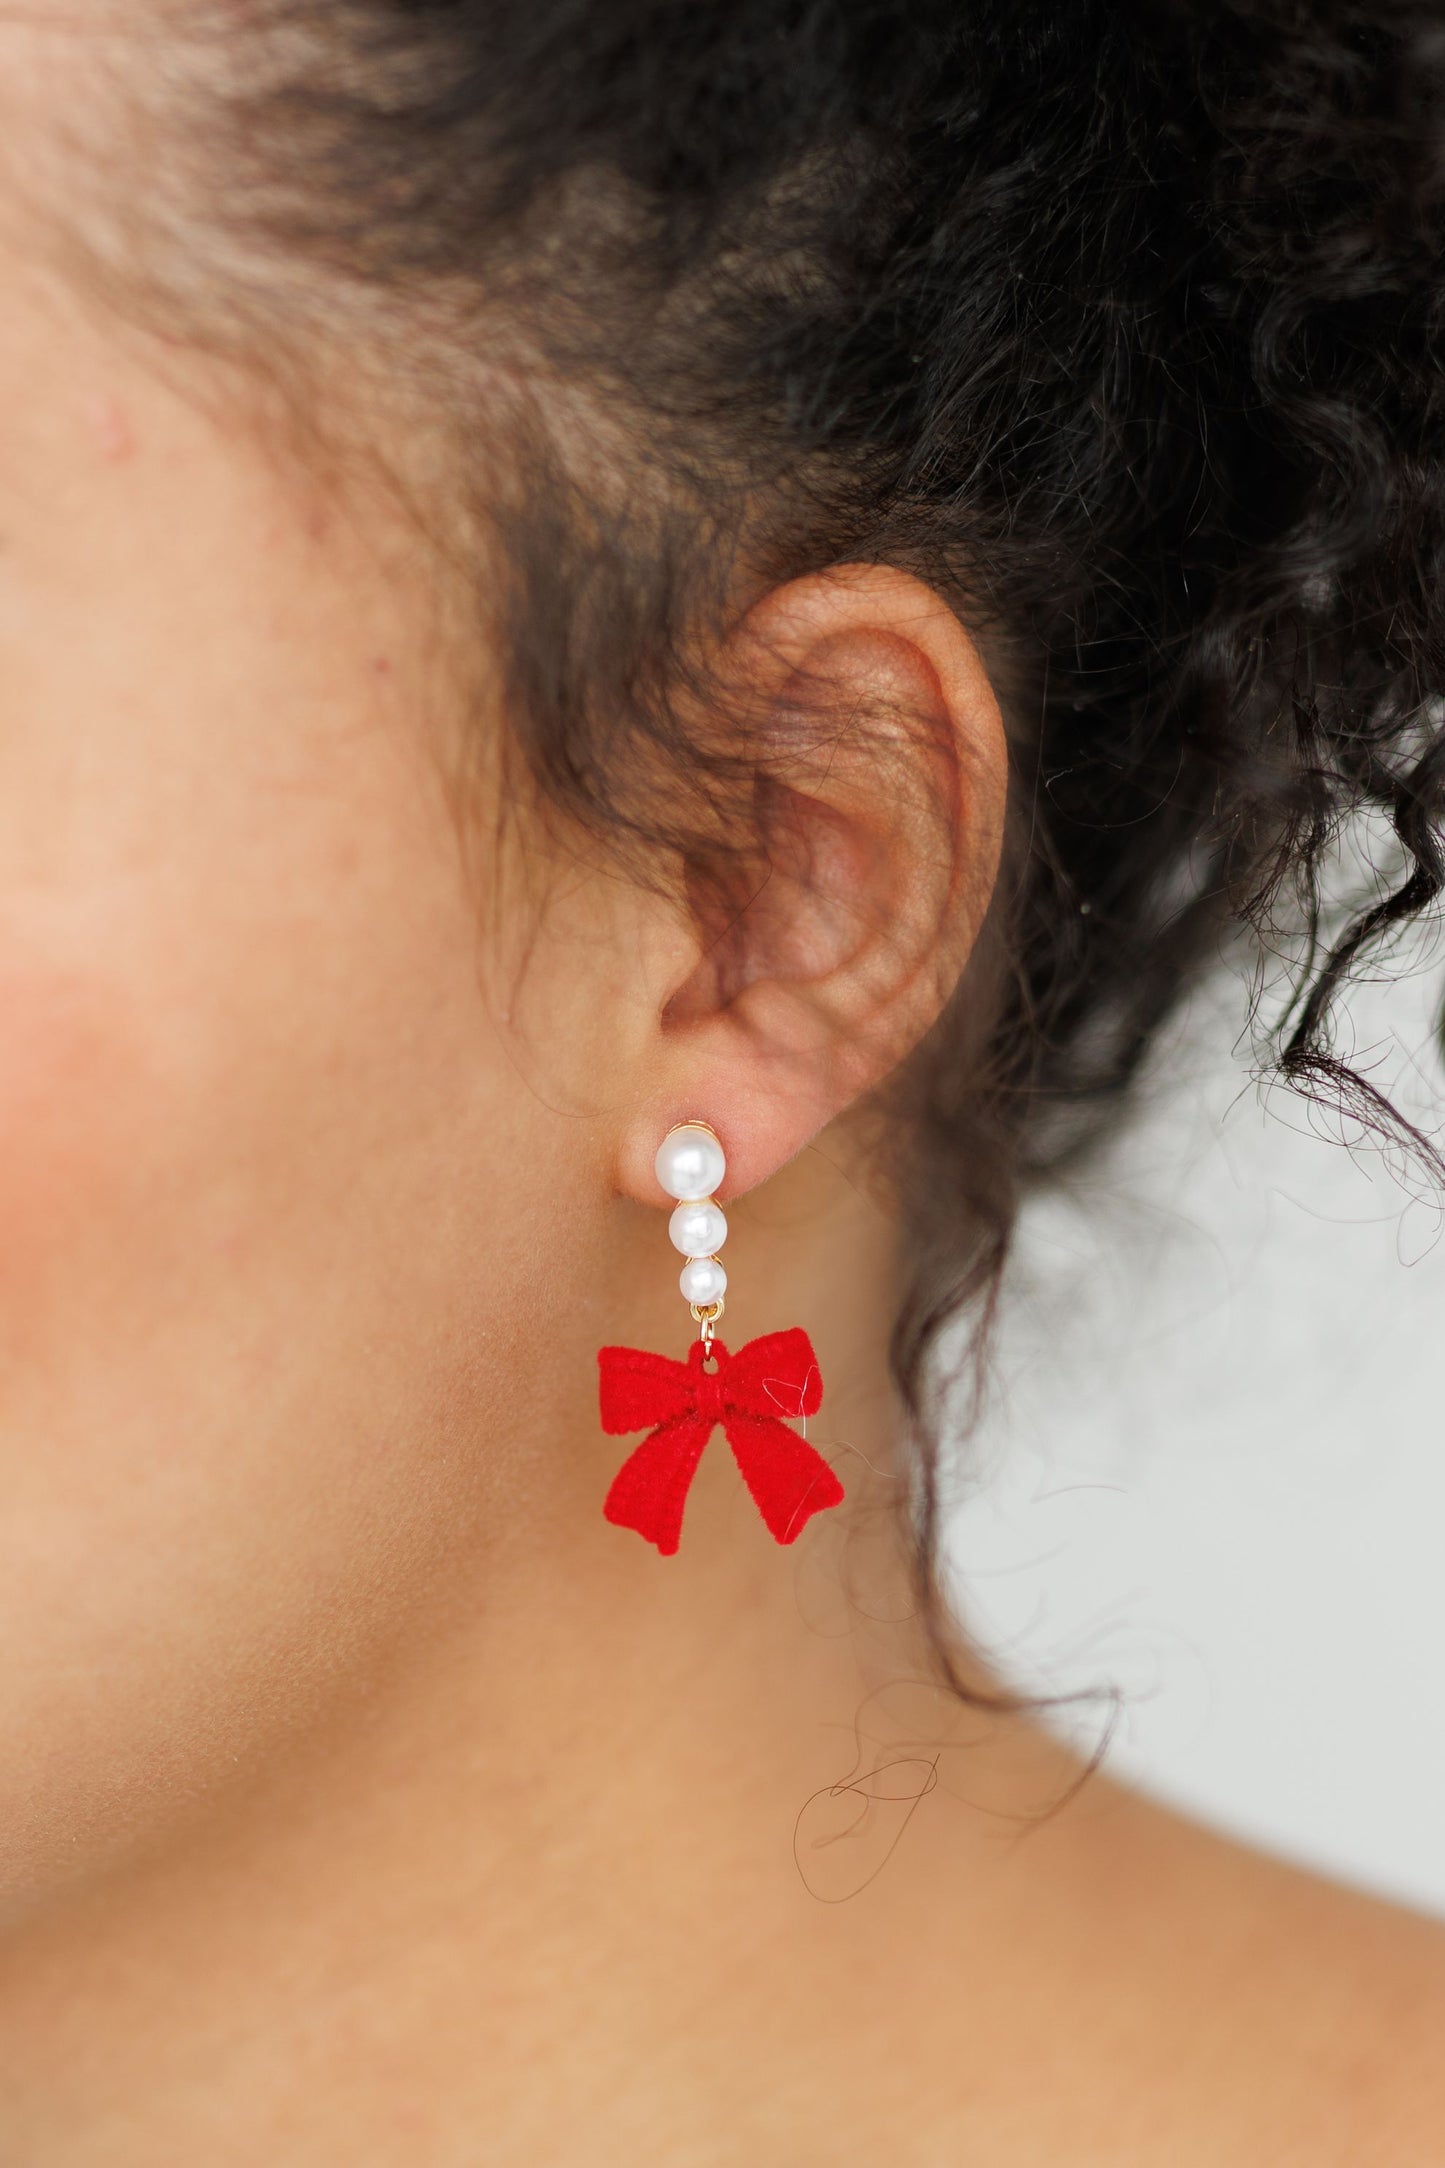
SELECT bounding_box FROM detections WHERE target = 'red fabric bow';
[598,1327,843,1555]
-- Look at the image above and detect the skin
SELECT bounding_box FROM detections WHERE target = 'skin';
[0,18,1444,2165]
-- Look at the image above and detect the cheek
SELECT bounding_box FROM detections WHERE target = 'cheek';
[0,957,147,1314]
[0,796,586,1918]
[0,262,619,1914]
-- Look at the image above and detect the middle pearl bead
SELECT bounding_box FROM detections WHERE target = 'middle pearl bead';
[668,1198,728,1258]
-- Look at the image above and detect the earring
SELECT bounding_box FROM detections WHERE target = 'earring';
[597,1121,845,1556]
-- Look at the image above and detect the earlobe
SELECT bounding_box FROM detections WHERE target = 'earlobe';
[617,563,1008,1206]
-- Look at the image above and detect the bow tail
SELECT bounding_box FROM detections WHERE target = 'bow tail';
[722,1411,845,1547]
[602,1412,715,1556]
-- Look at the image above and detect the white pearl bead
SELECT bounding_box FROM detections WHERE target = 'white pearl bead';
[654,1123,726,1201]
[668,1199,727,1258]
[679,1255,727,1306]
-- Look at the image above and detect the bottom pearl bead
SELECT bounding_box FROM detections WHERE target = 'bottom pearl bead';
[679,1255,727,1305]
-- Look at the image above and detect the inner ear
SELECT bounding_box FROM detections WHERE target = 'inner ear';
[663,768,887,1024]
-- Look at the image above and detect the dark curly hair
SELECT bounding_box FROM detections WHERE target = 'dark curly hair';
[83,0,1445,1684]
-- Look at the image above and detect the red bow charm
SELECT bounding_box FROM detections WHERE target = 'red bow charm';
[598,1327,843,1555]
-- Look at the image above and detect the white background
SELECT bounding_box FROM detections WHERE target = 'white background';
[944,911,1445,1917]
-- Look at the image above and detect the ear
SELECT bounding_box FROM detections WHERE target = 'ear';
[616,563,1008,1205]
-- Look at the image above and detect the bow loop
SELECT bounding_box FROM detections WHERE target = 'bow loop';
[597,1342,696,1437]
[721,1327,823,1424]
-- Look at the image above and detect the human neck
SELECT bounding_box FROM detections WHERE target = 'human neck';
[0,1142,1086,2162]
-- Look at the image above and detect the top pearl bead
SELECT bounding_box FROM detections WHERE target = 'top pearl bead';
[655,1123,726,1202]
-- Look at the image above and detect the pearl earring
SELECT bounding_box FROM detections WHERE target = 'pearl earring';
[596,1120,845,1556]
[656,1120,729,1337]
